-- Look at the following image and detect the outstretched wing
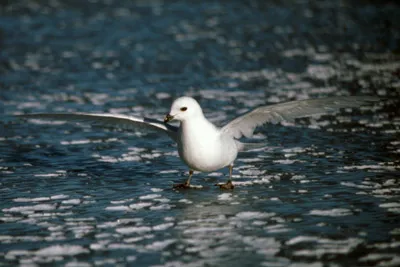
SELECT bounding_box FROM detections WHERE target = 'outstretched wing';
[17,112,178,141]
[221,96,379,139]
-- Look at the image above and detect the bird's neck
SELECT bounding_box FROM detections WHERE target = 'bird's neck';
[180,115,218,135]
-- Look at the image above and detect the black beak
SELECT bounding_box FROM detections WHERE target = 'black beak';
[164,114,174,123]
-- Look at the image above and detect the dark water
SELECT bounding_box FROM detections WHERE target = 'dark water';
[1,0,400,266]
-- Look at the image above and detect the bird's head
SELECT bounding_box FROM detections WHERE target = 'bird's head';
[164,96,203,123]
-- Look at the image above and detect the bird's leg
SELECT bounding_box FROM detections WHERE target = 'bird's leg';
[173,170,194,189]
[217,164,235,190]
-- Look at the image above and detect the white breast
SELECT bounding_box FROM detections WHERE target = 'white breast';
[177,119,238,172]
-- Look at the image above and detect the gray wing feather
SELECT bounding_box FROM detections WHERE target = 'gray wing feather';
[17,113,178,141]
[222,96,379,139]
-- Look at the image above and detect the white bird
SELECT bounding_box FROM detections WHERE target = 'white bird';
[17,96,379,189]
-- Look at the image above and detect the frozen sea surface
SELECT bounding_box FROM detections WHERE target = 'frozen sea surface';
[1,0,400,266]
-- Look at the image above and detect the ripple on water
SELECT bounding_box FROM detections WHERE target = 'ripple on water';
[287,236,364,258]
[309,208,354,217]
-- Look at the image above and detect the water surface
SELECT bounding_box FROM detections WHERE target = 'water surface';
[1,1,400,266]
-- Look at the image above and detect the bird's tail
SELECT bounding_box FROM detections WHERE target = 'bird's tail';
[236,141,269,152]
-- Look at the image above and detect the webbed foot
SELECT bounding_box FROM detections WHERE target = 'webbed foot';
[173,182,191,189]
[215,181,234,190]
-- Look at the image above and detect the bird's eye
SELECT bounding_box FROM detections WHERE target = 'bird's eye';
[180,107,187,111]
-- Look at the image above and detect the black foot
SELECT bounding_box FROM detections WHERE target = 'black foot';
[215,181,235,190]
